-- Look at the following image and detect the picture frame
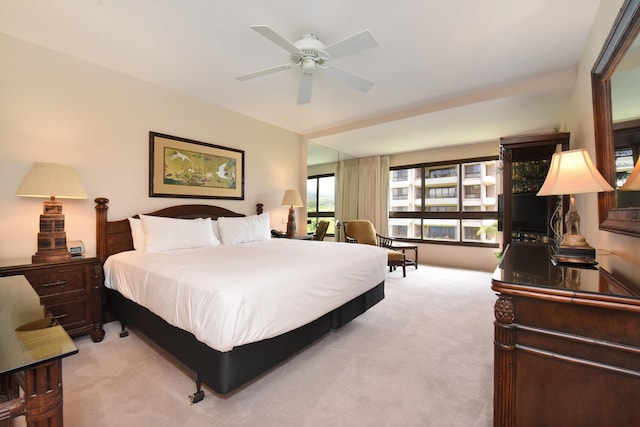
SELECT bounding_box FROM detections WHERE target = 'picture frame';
[149,131,245,200]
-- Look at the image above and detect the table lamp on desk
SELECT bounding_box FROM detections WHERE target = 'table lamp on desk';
[15,162,87,263]
[537,149,613,258]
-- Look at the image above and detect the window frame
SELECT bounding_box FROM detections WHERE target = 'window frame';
[389,156,499,248]
[307,173,336,236]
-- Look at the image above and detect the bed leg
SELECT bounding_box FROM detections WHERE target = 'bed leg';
[189,377,205,404]
[118,321,129,338]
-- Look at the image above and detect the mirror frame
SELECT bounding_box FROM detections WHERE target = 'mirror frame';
[592,0,640,237]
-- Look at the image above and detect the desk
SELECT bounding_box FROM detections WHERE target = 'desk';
[388,241,418,269]
[0,276,78,427]
[492,243,640,427]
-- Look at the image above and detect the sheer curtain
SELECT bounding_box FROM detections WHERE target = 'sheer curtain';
[335,155,389,237]
[336,158,359,226]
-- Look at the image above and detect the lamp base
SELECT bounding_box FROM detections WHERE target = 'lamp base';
[286,206,296,238]
[557,245,596,259]
[33,250,72,264]
[560,232,591,247]
[32,199,72,264]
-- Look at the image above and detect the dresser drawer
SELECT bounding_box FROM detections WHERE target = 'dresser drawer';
[44,297,90,335]
[23,267,87,296]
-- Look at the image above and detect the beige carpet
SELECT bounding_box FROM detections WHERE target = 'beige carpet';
[61,265,495,426]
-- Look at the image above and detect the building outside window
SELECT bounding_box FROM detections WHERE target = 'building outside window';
[388,157,500,246]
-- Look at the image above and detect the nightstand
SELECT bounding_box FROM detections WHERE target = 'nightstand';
[0,256,105,342]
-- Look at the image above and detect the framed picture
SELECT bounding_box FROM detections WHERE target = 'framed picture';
[149,131,244,200]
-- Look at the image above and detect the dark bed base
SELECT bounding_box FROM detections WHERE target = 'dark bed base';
[106,282,384,396]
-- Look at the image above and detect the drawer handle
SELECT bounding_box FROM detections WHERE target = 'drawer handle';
[42,280,67,287]
[53,313,68,320]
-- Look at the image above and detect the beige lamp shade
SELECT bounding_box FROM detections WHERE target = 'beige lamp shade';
[281,189,303,207]
[537,149,613,196]
[16,162,87,199]
[620,157,640,191]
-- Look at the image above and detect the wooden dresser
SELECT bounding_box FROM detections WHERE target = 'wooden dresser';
[0,257,104,342]
[492,242,640,427]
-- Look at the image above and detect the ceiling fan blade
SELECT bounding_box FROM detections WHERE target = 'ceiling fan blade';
[237,63,291,81]
[324,66,374,93]
[297,74,313,105]
[250,25,300,54]
[323,29,378,60]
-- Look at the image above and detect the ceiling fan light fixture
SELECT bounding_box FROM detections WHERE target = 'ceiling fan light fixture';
[301,57,316,73]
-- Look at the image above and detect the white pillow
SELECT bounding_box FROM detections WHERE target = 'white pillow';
[217,213,271,244]
[128,217,145,250]
[139,214,220,252]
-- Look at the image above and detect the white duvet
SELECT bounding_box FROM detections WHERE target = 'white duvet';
[104,239,387,352]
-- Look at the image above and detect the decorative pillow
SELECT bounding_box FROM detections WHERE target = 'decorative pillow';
[128,217,145,250]
[139,214,220,252]
[217,213,271,244]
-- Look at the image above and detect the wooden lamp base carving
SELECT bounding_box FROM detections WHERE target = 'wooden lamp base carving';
[32,199,71,264]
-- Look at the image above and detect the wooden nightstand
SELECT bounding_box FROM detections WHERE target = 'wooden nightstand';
[0,256,105,342]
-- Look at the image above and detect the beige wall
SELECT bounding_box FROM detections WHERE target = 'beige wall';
[0,34,304,260]
[5,1,637,271]
[565,0,640,267]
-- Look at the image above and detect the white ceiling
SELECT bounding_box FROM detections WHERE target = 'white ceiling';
[0,0,602,162]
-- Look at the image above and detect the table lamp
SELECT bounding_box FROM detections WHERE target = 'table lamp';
[537,149,613,257]
[620,157,640,191]
[16,162,87,263]
[281,189,303,238]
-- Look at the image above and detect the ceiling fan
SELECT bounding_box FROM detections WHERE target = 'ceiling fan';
[237,25,378,105]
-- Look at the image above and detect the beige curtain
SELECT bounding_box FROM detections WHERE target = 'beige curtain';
[335,158,359,227]
[335,155,389,238]
[358,155,389,234]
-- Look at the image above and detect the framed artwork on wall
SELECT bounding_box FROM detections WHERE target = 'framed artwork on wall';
[149,131,245,200]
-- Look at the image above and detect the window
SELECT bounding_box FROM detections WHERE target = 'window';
[464,185,481,199]
[307,174,336,235]
[392,187,408,200]
[428,187,457,198]
[392,169,408,182]
[389,167,421,212]
[464,164,481,178]
[388,157,500,246]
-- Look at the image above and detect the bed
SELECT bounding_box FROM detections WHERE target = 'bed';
[95,197,386,399]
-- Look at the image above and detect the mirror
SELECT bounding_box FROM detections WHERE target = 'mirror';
[592,0,640,236]
[307,141,339,166]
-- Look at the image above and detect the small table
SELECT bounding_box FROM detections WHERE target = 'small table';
[0,275,78,427]
[388,241,418,269]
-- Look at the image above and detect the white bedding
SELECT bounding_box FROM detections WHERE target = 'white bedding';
[104,239,387,352]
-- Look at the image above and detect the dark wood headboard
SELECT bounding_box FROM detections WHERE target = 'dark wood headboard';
[95,197,264,263]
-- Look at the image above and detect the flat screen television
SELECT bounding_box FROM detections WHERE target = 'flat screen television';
[511,193,548,234]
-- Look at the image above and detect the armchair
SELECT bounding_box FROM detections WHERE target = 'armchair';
[344,220,406,277]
